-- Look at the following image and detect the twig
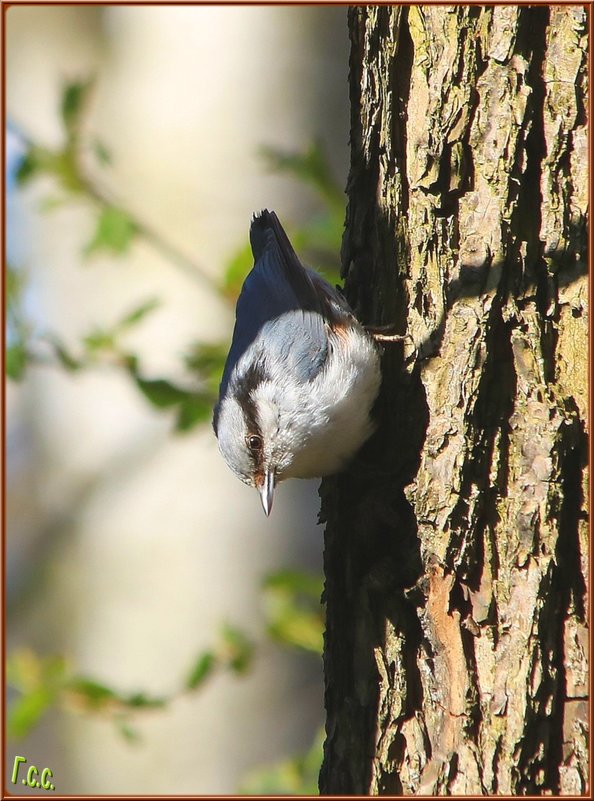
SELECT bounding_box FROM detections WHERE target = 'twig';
[8,121,226,299]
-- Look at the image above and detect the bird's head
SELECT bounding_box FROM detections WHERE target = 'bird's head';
[214,357,307,516]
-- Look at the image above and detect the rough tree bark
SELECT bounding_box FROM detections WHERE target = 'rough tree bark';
[319,6,588,795]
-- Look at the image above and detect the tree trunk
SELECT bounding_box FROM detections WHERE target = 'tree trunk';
[319,6,588,795]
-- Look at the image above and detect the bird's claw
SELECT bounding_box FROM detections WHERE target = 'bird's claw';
[366,324,411,344]
[371,332,410,343]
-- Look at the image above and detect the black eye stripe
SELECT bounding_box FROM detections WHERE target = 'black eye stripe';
[234,362,266,472]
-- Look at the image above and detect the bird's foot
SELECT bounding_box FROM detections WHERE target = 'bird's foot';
[366,323,411,344]
[372,332,410,343]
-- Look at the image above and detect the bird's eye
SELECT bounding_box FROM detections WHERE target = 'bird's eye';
[247,434,262,452]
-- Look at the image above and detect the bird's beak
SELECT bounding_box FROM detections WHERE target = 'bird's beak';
[259,468,275,517]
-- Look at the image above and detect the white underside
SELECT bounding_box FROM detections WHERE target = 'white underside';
[253,326,381,480]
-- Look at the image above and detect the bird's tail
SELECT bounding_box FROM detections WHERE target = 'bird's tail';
[250,209,297,263]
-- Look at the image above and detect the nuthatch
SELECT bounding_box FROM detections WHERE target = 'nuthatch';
[213,210,381,516]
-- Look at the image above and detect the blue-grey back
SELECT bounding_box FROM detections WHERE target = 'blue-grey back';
[215,211,350,418]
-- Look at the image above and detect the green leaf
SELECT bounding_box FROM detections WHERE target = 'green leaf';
[266,610,324,655]
[82,328,115,353]
[116,719,141,743]
[67,677,119,709]
[7,650,169,742]
[260,141,344,213]
[175,393,214,431]
[7,650,67,690]
[54,149,85,193]
[6,263,24,302]
[6,264,33,380]
[293,217,344,266]
[184,341,228,376]
[6,343,28,380]
[84,206,138,257]
[263,570,324,599]
[13,146,67,187]
[221,241,254,299]
[117,298,160,329]
[220,624,254,674]
[15,150,40,185]
[125,356,214,429]
[132,376,190,409]
[240,728,324,795]
[48,338,83,372]
[7,686,56,740]
[77,300,159,360]
[124,692,166,709]
[262,571,325,654]
[61,78,94,138]
[15,146,83,194]
[93,138,112,166]
[184,342,227,398]
[186,651,217,690]
[67,678,165,711]
[6,651,68,739]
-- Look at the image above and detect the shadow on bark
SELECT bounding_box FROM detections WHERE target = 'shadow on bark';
[319,210,587,793]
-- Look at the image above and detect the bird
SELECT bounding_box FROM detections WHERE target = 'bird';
[213,210,382,516]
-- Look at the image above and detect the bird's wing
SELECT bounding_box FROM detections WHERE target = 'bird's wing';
[217,211,350,406]
[249,209,351,321]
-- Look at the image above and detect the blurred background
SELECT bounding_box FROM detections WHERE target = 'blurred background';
[5,4,350,794]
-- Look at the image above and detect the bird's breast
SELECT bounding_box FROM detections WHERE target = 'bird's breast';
[282,326,381,479]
